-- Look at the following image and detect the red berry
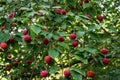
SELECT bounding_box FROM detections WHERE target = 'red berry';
[7,63,12,67]
[7,54,12,59]
[44,18,49,22]
[26,60,32,65]
[97,15,103,22]
[55,8,61,14]
[39,13,44,16]
[13,61,18,65]
[64,69,70,77]
[61,9,66,15]
[69,33,76,39]
[1,26,5,30]
[86,14,91,19]
[16,59,21,63]
[79,1,83,6]
[23,35,31,42]
[87,71,95,77]
[9,12,15,18]
[101,48,108,55]
[44,56,52,63]
[6,67,11,71]
[40,70,49,78]
[58,36,64,42]
[72,41,78,47]
[43,38,49,45]
[7,37,14,43]
[84,0,89,3]
[102,58,109,65]
[0,42,8,49]
[22,29,28,35]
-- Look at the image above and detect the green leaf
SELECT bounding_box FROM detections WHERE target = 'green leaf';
[67,11,74,16]
[55,48,63,53]
[70,70,82,80]
[20,7,31,11]
[88,24,100,31]
[75,55,88,64]
[30,25,41,35]
[7,0,12,3]
[59,77,69,80]
[94,0,101,3]
[46,33,53,39]
[61,23,67,29]
[52,6,61,8]
[27,12,38,17]
[58,42,70,50]
[56,31,68,36]
[41,31,49,36]
[40,5,50,8]
[48,49,59,58]
[77,31,85,38]
[0,7,3,11]
[85,47,97,55]
[107,25,117,32]
[83,3,92,9]
[52,34,58,40]
[79,17,88,24]
[54,16,62,22]
[49,65,60,74]
[71,67,86,76]
[11,41,19,50]
[78,47,85,52]
[0,31,10,42]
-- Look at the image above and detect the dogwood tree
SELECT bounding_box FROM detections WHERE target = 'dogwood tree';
[0,0,120,80]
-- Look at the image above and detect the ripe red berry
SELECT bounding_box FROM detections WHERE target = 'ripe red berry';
[55,8,61,14]
[0,42,8,49]
[26,60,32,65]
[1,26,5,30]
[13,61,18,66]
[7,63,12,67]
[22,29,28,35]
[84,0,89,3]
[101,48,108,55]
[23,35,31,42]
[58,36,64,42]
[86,14,91,19]
[69,33,76,39]
[102,58,109,65]
[64,69,70,77]
[79,1,83,6]
[97,15,103,22]
[7,54,12,59]
[72,41,78,47]
[9,12,15,18]
[40,70,49,78]
[44,56,52,63]
[6,67,11,71]
[87,71,95,77]
[43,38,49,45]
[61,9,66,15]
[7,37,14,43]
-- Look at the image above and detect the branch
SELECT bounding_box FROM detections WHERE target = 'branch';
[13,55,119,79]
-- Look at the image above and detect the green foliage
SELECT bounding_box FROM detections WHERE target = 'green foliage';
[0,0,120,80]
